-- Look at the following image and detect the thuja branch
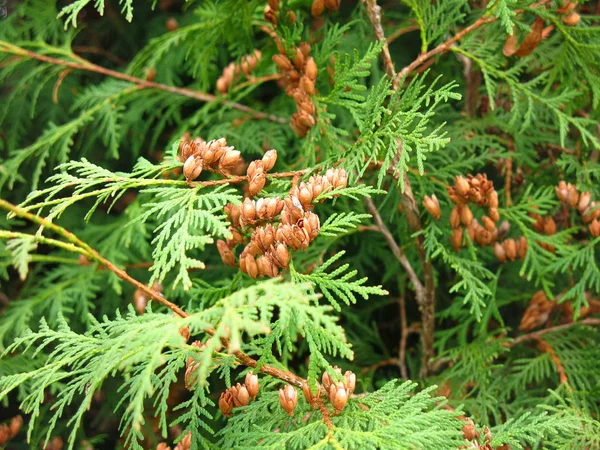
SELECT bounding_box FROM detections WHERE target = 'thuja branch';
[364,0,436,378]
[0,199,307,388]
[0,41,286,124]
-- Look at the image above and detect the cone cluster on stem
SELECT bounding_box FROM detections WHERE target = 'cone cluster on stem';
[178,137,243,182]
[555,180,600,237]
[157,431,192,450]
[216,50,262,94]
[446,174,507,252]
[264,0,296,26]
[321,366,355,414]
[217,165,348,278]
[218,372,260,417]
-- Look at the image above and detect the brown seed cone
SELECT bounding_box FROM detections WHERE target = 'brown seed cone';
[226,228,244,247]
[183,156,203,181]
[590,219,600,238]
[273,54,293,71]
[240,253,259,279]
[450,206,461,228]
[8,415,22,439]
[566,186,579,208]
[558,1,577,14]
[179,141,195,162]
[578,192,592,213]
[563,12,580,25]
[157,443,171,450]
[530,213,544,232]
[245,372,259,400]
[343,370,356,397]
[503,238,518,261]
[543,217,557,235]
[264,4,277,25]
[329,384,348,413]
[582,202,600,223]
[255,198,268,220]
[276,224,296,248]
[249,172,267,197]
[324,0,341,11]
[475,228,494,247]
[284,196,305,222]
[451,227,463,252]
[261,149,278,172]
[174,432,192,450]
[520,290,555,330]
[231,383,250,407]
[305,57,318,81]
[270,243,291,269]
[423,194,441,220]
[219,149,242,169]
[461,417,477,440]
[252,224,277,253]
[225,203,241,228]
[311,0,325,17]
[517,236,528,260]
[279,385,298,416]
[299,42,311,58]
[494,242,507,262]
[216,76,230,94]
[482,216,496,232]
[487,190,499,209]
[257,254,279,277]
[555,181,569,203]
[303,211,321,240]
[466,220,478,243]
[300,76,316,95]
[219,391,234,417]
[246,160,264,179]
[44,436,64,450]
[265,197,285,217]
[217,240,236,267]
[489,207,500,223]
[292,48,305,70]
[454,175,470,197]
[298,183,314,209]
[459,205,474,227]
[325,168,348,189]
[239,199,257,226]
[302,381,321,408]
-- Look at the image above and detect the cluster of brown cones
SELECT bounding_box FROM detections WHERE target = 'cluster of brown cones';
[218,372,260,417]
[0,415,22,446]
[311,0,340,17]
[493,237,527,263]
[217,168,348,278]
[441,175,503,251]
[559,1,580,26]
[279,367,356,417]
[178,137,243,182]
[270,38,318,137]
[519,290,600,331]
[216,50,262,94]
[264,0,296,27]
[555,181,600,237]
[157,432,191,450]
[459,420,509,450]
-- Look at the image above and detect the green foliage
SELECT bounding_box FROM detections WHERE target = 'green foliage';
[1,0,600,448]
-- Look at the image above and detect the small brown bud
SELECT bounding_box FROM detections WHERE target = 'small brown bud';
[241,254,259,279]
[231,383,250,407]
[555,181,569,203]
[249,172,267,197]
[482,216,496,232]
[303,211,321,240]
[273,54,293,71]
[566,186,579,208]
[227,228,244,247]
[217,240,236,267]
[590,219,600,238]
[305,57,318,81]
[324,0,340,11]
[145,67,157,82]
[563,12,580,26]
[487,190,499,209]
[224,203,241,228]
[311,0,325,17]
[265,197,284,217]
[264,4,277,25]
[166,17,178,31]
[271,243,291,269]
[543,217,557,235]
[329,384,348,413]
[503,238,517,261]
[245,372,259,400]
[240,199,257,225]
[302,381,321,408]
[423,195,441,220]
[9,415,23,438]
[459,205,474,227]
[451,227,463,252]
[279,385,298,416]
[253,224,277,253]
[300,76,316,96]
[517,236,528,260]
[257,255,279,278]
[219,149,242,169]
[343,371,356,397]
[255,198,268,220]
[268,0,280,9]
[321,367,341,395]
[489,207,500,223]
[261,149,278,172]
[183,156,203,181]
[450,207,461,228]
[461,417,477,440]
[219,391,234,417]
[292,48,305,71]
[494,242,507,262]
[298,183,314,208]
[247,160,264,179]
[582,202,600,223]
[216,77,229,94]
[454,176,470,197]
[578,192,592,212]
[157,443,171,450]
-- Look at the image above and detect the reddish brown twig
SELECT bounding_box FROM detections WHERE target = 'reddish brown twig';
[535,337,568,384]
[0,41,286,124]
[511,318,600,346]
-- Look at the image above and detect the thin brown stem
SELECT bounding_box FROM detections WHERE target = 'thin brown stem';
[364,0,436,377]
[534,337,568,384]
[398,293,409,379]
[0,41,286,124]
[511,318,600,346]
[0,199,306,387]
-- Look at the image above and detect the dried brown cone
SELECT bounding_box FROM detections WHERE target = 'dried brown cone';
[517,236,528,260]
[183,156,203,182]
[269,243,291,269]
[225,203,242,228]
[329,383,348,414]
[494,242,507,263]
[578,192,592,213]
[423,194,441,220]
[239,198,257,227]
[256,254,279,278]
[245,372,259,400]
[450,207,461,229]
[563,12,580,25]
[44,436,64,450]
[590,219,600,238]
[302,380,321,409]
[503,238,518,261]
[261,149,278,172]
[231,383,250,407]
[459,205,474,227]
[460,416,477,440]
[311,0,325,16]
[324,0,340,11]
[219,390,235,417]
[279,385,298,416]
[519,290,555,330]
[174,432,192,450]
[217,240,236,267]
[451,227,463,252]
[454,175,470,198]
